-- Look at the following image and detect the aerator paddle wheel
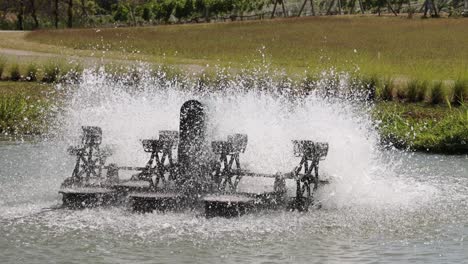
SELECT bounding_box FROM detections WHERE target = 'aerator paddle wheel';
[58,99,331,217]
[290,140,329,211]
[211,134,247,193]
[131,131,179,190]
[60,126,115,208]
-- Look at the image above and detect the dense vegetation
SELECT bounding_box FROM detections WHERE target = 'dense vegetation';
[0,82,52,135]
[0,64,466,153]
[1,0,467,30]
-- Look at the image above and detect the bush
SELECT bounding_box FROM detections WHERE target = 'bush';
[377,77,394,101]
[0,56,6,79]
[417,81,428,102]
[361,75,378,101]
[42,61,62,83]
[430,81,444,105]
[406,79,419,102]
[396,87,407,101]
[0,94,49,135]
[26,63,38,82]
[113,4,130,22]
[300,74,318,93]
[406,79,427,102]
[9,64,21,81]
[452,79,467,106]
[64,64,84,83]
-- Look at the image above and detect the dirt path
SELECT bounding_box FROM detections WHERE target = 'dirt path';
[0,31,205,73]
[0,46,205,73]
[0,48,60,58]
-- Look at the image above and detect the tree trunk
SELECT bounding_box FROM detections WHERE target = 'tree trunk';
[17,0,24,30]
[281,0,287,17]
[385,0,398,16]
[298,0,307,16]
[310,0,316,15]
[464,0,468,16]
[67,0,73,28]
[429,0,439,16]
[30,0,39,29]
[54,0,59,28]
[81,0,88,17]
[271,0,278,18]
[326,0,335,15]
[358,0,365,14]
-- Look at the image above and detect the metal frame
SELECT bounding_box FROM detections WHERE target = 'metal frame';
[211,134,248,193]
[67,126,109,185]
[292,140,329,210]
[133,131,178,190]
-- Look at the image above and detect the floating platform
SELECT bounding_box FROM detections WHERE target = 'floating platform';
[112,180,151,192]
[59,187,116,208]
[203,194,255,218]
[129,192,184,213]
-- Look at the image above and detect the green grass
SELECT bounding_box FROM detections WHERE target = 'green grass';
[374,102,468,153]
[25,63,38,82]
[452,79,468,106]
[0,81,53,98]
[9,64,21,81]
[25,16,468,81]
[0,82,53,135]
[430,81,445,105]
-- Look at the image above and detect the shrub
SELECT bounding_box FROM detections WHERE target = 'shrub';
[452,79,467,106]
[301,74,318,92]
[396,87,407,101]
[9,64,21,81]
[26,63,38,82]
[430,81,444,105]
[377,77,394,101]
[42,61,62,83]
[361,74,378,101]
[0,94,49,135]
[416,80,428,102]
[406,79,419,102]
[0,56,6,79]
[65,64,84,83]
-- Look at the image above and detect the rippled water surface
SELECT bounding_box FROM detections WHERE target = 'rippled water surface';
[1,69,467,263]
[1,142,467,263]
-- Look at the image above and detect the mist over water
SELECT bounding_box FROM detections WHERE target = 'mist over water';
[1,66,467,263]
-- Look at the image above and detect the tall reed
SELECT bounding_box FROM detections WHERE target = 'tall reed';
[430,81,445,105]
[452,79,467,106]
[26,63,38,82]
[42,61,62,83]
[0,56,6,79]
[0,94,49,135]
[9,64,21,81]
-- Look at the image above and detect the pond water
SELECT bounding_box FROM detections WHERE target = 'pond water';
[1,142,467,263]
[1,69,467,263]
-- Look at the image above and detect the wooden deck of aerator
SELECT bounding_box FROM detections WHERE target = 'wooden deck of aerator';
[59,187,117,208]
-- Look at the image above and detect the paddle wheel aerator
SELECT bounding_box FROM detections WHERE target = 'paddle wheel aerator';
[59,100,330,217]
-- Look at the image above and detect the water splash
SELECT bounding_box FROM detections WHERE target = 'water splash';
[48,65,437,211]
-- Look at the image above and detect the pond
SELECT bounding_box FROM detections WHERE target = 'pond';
[1,70,467,263]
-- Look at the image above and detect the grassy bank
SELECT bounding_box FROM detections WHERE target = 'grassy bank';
[0,73,466,153]
[0,15,467,152]
[375,102,468,153]
[0,82,52,135]
[23,16,468,81]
